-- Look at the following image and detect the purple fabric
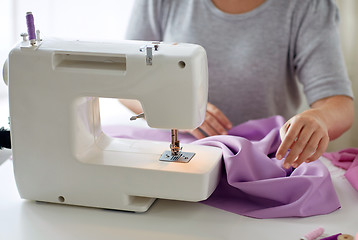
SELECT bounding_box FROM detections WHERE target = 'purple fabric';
[324,148,358,192]
[102,116,340,218]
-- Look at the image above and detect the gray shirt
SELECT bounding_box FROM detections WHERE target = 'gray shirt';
[126,0,353,125]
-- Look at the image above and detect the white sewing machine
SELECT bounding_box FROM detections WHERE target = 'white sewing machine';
[4,37,222,212]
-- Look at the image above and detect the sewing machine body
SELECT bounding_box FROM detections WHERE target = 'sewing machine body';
[7,39,222,212]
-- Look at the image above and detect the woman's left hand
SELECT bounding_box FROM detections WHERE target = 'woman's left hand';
[276,109,330,169]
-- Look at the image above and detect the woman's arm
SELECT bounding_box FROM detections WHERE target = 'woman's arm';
[276,95,354,168]
[119,99,143,115]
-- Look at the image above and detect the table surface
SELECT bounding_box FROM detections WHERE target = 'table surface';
[1,152,358,240]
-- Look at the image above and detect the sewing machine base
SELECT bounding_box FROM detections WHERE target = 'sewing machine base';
[13,132,222,212]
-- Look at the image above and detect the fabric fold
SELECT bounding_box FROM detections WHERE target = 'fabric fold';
[103,115,340,218]
[324,148,358,192]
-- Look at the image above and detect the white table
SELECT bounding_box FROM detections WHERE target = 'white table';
[1,152,358,240]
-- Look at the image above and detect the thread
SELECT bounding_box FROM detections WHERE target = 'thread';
[300,227,324,240]
[26,12,36,45]
[320,233,342,240]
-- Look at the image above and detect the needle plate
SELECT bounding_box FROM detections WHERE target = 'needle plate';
[159,151,195,163]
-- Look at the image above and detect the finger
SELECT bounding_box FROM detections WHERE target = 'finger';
[207,103,232,129]
[206,112,228,135]
[189,128,206,139]
[291,132,322,168]
[305,136,329,162]
[276,121,303,161]
[199,119,219,136]
[283,126,314,168]
[279,122,290,141]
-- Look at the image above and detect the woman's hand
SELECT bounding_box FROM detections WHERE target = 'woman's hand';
[276,95,354,169]
[187,103,232,139]
[276,109,329,168]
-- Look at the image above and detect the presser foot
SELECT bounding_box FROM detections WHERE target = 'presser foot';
[159,150,195,163]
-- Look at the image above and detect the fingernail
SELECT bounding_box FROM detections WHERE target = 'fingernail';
[276,154,282,160]
[292,163,298,168]
[227,123,232,129]
[283,163,290,169]
[221,131,228,135]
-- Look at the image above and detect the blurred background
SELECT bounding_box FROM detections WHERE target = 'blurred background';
[0,0,357,151]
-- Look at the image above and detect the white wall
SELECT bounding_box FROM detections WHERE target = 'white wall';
[328,0,358,150]
[9,0,134,43]
[0,0,12,128]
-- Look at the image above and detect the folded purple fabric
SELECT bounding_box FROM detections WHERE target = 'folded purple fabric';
[102,116,340,218]
[324,148,358,192]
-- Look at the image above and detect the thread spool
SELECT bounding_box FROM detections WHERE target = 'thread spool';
[26,12,36,45]
[300,227,324,240]
[338,234,354,240]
